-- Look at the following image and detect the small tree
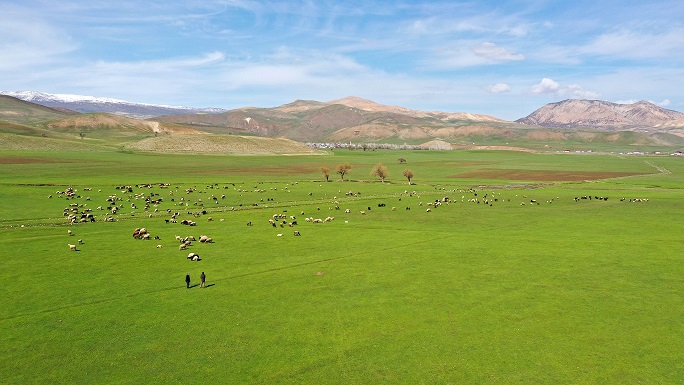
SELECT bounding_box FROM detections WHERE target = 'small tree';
[371,163,389,183]
[403,169,414,184]
[321,167,330,182]
[337,163,352,181]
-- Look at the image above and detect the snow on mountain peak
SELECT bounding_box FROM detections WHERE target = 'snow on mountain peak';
[0,90,226,118]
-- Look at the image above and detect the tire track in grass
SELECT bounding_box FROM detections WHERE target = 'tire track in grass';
[0,232,456,322]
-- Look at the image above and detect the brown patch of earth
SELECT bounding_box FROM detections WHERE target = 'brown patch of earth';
[524,130,565,140]
[451,169,649,181]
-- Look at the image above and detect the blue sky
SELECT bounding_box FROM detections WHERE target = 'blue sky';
[1,0,683,120]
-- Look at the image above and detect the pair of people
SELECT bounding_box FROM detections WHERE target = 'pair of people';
[185,272,206,288]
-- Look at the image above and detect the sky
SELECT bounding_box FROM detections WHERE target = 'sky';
[1,0,683,120]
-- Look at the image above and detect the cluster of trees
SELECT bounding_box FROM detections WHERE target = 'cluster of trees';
[320,162,414,184]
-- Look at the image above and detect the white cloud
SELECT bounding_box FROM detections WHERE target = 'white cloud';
[0,7,77,71]
[487,83,511,93]
[425,41,525,69]
[530,78,599,99]
[530,78,560,94]
[581,27,684,60]
[471,42,524,62]
[615,99,672,107]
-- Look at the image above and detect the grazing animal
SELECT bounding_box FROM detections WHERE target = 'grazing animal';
[68,230,73,236]
[294,230,301,236]
[77,239,83,244]
[68,244,77,251]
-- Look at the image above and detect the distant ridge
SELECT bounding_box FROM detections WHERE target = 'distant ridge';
[328,96,505,123]
[516,99,684,128]
[0,91,226,119]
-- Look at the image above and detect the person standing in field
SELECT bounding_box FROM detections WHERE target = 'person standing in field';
[200,272,206,288]
[185,273,191,288]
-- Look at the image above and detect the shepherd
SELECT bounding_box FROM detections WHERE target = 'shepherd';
[185,273,191,288]
[200,272,206,288]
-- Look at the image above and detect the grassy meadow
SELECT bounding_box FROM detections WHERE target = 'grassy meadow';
[1,148,683,384]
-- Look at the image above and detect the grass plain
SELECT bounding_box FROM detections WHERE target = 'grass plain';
[0,147,683,384]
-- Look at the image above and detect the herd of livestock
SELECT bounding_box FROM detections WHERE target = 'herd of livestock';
[56,182,650,253]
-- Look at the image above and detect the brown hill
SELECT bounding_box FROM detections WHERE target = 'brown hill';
[47,113,204,134]
[328,96,505,122]
[517,99,684,128]
[155,96,511,143]
[0,95,77,125]
[126,134,322,155]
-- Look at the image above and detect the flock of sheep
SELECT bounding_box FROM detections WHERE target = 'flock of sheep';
[57,182,651,255]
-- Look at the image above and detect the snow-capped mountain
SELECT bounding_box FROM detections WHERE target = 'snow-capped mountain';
[0,91,226,119]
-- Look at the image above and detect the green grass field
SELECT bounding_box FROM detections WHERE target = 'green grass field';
[1,148,683,384]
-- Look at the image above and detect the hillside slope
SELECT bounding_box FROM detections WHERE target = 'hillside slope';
[0,95,77,125]
[126,134,323,155]
[517,99,684,128]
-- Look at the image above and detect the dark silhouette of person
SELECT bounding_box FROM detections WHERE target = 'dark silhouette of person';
[185,273,191,288]
[200,272,206,288]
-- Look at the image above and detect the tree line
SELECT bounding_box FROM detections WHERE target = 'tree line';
[320,161,414,184]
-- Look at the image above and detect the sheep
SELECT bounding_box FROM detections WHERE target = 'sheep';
[179,244,187,250]
[277,233,283,237]
[294,230,301,236]
[67,229,73,236]
[156,244,163,248]
[68,244,77,251]
[78,239,84,244]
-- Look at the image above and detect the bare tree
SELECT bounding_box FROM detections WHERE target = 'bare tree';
[403,169,414,184]
[371,163,389,183]
[321,167,330,182]
[337,163,352,181]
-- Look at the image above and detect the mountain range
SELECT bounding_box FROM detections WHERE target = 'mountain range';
[517,99,684,129]
[0,91,225,119]
[2,91,684,151]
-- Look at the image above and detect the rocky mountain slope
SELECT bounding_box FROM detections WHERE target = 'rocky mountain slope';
[154,97,516,143]
[517,99,684,129]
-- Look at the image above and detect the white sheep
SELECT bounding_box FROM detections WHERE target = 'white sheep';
[68,244,77,251]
